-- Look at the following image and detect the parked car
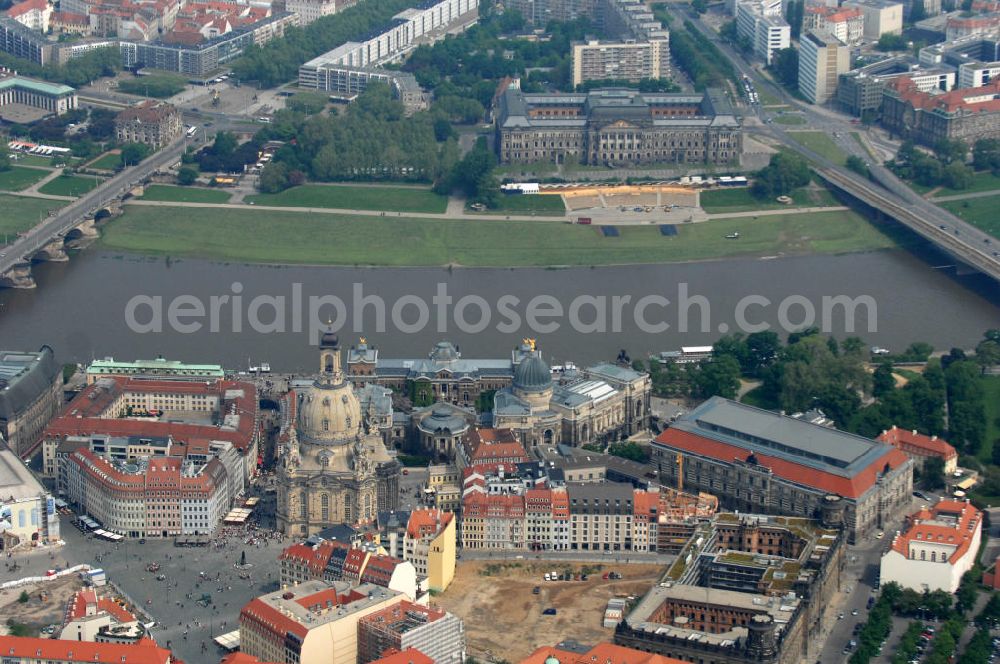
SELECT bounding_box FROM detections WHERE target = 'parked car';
[532,586,540,594]
[542,608,557,615]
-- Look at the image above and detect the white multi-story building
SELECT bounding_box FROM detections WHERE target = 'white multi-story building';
[286,0,347,25]
[803,5,865,45]
[571,38,670,86]
[844,0,903,39]
[880,499,982,593]
[799,29,850,103]
[736,0,790,64]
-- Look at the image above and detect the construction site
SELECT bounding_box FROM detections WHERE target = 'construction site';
[434,560,665,662]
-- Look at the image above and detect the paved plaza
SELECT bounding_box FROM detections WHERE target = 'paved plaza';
[0,515,289,663]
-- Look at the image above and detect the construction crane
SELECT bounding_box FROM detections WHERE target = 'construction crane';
[676,453,684,492]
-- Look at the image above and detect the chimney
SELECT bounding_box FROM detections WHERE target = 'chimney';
[931,436,937,441]
[912,430,917,436]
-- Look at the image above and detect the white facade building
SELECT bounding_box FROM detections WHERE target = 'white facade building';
[799,29,850,103]
[880,499,982,594]
[844,0,903,39]
[736,0,790,65]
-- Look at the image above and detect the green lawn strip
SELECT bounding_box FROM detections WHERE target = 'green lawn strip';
[140,185,232,204]
[87,152,122,170]
[245,184,448,213]
[975,376,1000,465]
[773,114,807,125]
[480,195,566,214]
[0,194,64,235]
[102,205,894,266]
[700,186,837,213]
[940,194,1000,238]
[38,174,103,197]
[0,166,52,192]
[788,131,848,166]
[12,154,58,168]
[932,171,1000,197]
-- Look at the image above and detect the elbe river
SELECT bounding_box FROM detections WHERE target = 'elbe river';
[1,247,998,370]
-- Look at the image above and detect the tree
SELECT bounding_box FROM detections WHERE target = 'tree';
[909,0,927,21]
[934,137,967,164]
[0,141,9,172]
[877,33,907,51]
[692,0,708,13]
[976,338,1000,372]
[17,591,28,604]
[973,138,1000,172]
[945,360,986,453]
[119,143,150,166]
[921,455,946,490]
[607,441,651,463]
[846,154,869,177]
[690,355,741,399]
[176,166,198,186]
[752,151,810,198]
[746,331,781,376]
[873,363,896,398]
[770,47,799,91]
[942,161,973,190]
[258,161,290,193]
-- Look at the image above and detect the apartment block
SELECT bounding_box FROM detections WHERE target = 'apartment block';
[571,38,670,87]
[844,0,903,38]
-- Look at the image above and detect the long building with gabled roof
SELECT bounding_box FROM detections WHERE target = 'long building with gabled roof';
[651,397,913,543]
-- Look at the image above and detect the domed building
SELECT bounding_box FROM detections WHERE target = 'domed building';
[494,344,652,448]
[276,331,400,536]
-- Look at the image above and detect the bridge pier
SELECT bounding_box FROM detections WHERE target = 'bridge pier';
[34,239,69,262]
[0,263,36,289]
[73,218,99,238]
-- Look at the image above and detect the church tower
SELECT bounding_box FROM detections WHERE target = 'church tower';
[319,324,343,383]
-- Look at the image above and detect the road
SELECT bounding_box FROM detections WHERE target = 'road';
[677,5,1000,281]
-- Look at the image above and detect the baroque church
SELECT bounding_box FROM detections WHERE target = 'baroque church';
[276,330,400,536]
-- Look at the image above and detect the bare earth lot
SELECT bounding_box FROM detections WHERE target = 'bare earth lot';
[435,561,663,661]
[0,575,83,635]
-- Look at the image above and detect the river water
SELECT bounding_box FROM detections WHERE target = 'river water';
[0,247,998,370]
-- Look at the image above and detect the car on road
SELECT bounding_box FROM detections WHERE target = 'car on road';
[533,586,540,594]
[542,608,557,615]
[875,531,885,539]
[852,609,858,616]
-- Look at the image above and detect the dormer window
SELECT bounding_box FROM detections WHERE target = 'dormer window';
[322,419,329,432]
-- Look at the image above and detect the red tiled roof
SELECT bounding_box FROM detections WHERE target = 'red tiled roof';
[462,492,525,518]
[51,10,88,23]
[221,654,280,664]
[877,426,958,461]
[47,376,257,454]
[520,642,688,664]
[655,428,909,500]
[7,0,49,17]
[633,490,659,517]
[0,636,172,663]
[406,508,452,539]
[370,647,434,664]
[890,500,982,564]
[888,76,1000,114]
[279,540,347,577]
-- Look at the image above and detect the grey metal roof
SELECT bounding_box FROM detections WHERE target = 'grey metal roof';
[0,441,45,502]
[0,346,58,421]
[672,397,894,475]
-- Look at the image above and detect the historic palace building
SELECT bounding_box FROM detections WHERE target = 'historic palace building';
[496,87,743,167]
[493,348,651,447]
[276,331,401,536]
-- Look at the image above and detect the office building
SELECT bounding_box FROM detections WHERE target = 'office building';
[880,499,982,593]
[736,0,790,64]
[0,346,62,459]
[571,38,670,87]
[799,29,850,104]
[837,55,955,115]
[844,0,904,38]
[0,16,51,64]
[297,64,428,113]
[651,397,913,543]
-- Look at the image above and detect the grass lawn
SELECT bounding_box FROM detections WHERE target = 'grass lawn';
[788,131,848,166]
[479,194,566,214]
[0,195,64,235]
[87,152,122,171]
[38,174,103,197]
[939,194,1000,238]
[700,186,838,213]
[758,88,783,106]
[977,376,1000,466]
[773,114,807,125]
[931,171,1000,197]
[102,205,894,266]
[12,154,59,168]
[0,166,51,192]
[245,184,448,214]
[141,185,232,204]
